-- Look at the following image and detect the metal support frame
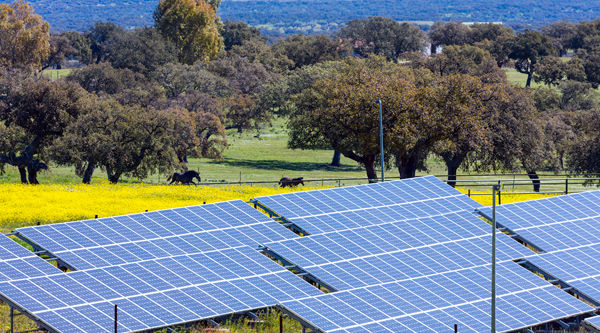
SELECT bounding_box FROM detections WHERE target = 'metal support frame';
[249,199,311,236]
[0,294,60,333]
[518,260,600,308]
[476,210,546,254]
[12,232,78,271]
[277,305,323,333]
[259,246,337,293]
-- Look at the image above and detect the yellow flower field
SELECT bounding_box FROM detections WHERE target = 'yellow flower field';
[0,182,555,233]
[0,182,323,233]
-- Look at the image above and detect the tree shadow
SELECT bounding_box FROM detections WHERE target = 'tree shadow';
[207,158,363,172]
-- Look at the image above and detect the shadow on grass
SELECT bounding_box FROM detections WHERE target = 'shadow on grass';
[207,158,363,172]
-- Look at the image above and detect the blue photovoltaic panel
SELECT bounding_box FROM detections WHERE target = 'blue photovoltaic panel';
[586,316,600,330]
[256,176,481,235]
[280,261,593,333]
[15,200,298,270]
[0,246,323,333]
[0,234,61,281]
[478,191,600,251]
[265,211,533,290]
[526,244,600,305]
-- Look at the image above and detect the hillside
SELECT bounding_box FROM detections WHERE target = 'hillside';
[20,0,600,34]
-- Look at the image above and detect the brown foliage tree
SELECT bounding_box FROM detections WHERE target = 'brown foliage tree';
[0,0,50,70]
[154,0,223,64]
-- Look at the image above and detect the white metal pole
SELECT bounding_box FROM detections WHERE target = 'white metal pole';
[377,100,384,182]
[491,184,497,333]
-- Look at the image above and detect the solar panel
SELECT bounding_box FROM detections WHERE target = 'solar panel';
[585,315,600,330]
[0,246,323,333]
[526,244,600,305]
[477,191,600,252]
[264,211,533,291]
[0,234,61,281]
[14,200,298,270]
[255,176,481,235]
[279,261,593,333]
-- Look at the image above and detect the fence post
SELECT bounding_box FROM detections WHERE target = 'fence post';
[497,181,502,206]
[565,178,569,195]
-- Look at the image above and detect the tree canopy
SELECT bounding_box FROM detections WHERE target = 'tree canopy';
[154,0,223,64]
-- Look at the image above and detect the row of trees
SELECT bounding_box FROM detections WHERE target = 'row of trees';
[3,0,600,186]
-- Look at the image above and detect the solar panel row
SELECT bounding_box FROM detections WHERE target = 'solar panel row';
[265,211,533,290]
[526,244,600,304]
[41,221,294,271]
[255,176,481,235]
[0,235,61,282]
[17,200,273,253]
[285,195,479,235]
[0,246,323,333]
[15,200,297,270]
[478,191,600,252]
[280,261,593,333]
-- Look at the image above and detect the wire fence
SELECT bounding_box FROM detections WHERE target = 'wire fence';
[193,174,600,203]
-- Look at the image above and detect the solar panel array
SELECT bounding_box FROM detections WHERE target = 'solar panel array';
[2,176,596,333]
[478,191,600,252]
[0,246,323,333]
[526,244,600,305]
[281,261,593,332]
[15,200,297,270]
[265,211,533,291]
[255,176,481,235]
[0,234,61,281]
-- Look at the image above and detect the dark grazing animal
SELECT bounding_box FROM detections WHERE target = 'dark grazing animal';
[279,177,304,188]
[167,170,201,185]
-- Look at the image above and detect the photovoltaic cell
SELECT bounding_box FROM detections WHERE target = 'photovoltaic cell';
[280,261,593,333]
[478,191,600,252]
[526,243,600,305]
[0,234,61,282]
[0,246,323,333]
[255,176,481,235]
[14,200,298,270]
[265,211,533,291]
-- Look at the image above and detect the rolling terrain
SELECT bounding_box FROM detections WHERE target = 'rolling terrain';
[19,0,600,33]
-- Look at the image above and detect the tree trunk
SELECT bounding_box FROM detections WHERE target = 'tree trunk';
[526,71,533,87]
[443,154,465,188]
[82,162,96,184]
[365,160,378,183]
[27,166,38,185]
[430,43,437,55]
[446,164,459,188]
[331,151,341,167]
[396,154,419,179]
[106,167,121,184]
[527,170,541,192]
[18,166,28,184]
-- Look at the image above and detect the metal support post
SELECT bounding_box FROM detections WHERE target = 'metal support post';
[279,314,284,333]
[10,307,14,333]
[114,304,118,333]
[491,184,498,333]
[497,180,502,205]
[565,178,569,195]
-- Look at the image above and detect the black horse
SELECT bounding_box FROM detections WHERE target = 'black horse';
[168,170,201,185]
[279,177,304,188]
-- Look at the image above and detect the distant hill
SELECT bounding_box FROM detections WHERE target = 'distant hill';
[18,0,600,34]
